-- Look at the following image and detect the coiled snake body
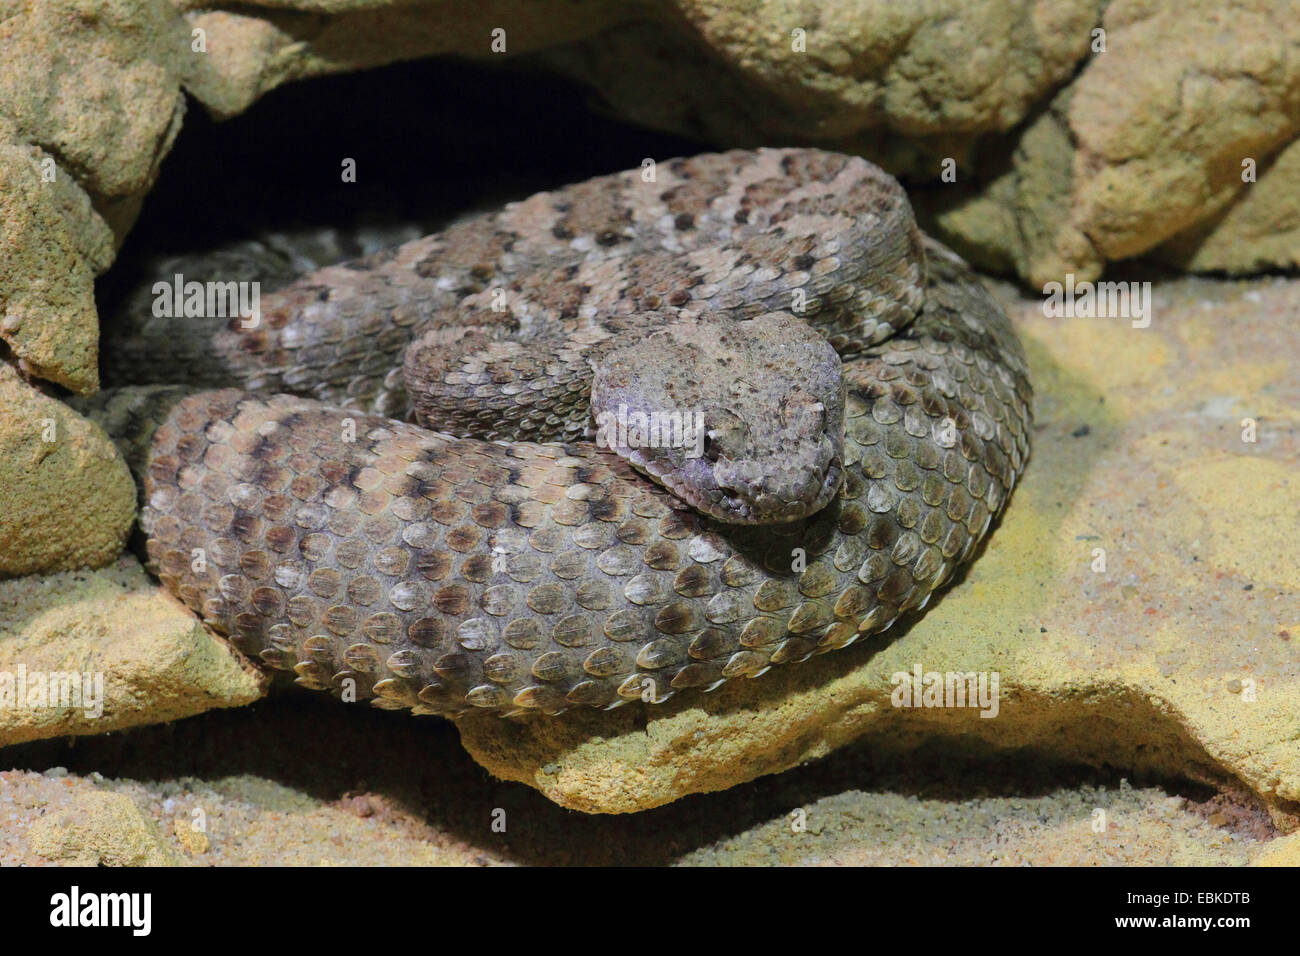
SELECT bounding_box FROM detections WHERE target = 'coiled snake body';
[83,149,1032,718]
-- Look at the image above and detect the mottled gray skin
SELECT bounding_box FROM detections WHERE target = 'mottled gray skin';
[106,149,926,525]
[78,234,1033,719]
[83,150,1033,719]
[403,308,847,523]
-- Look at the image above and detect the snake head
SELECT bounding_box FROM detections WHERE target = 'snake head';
[590,311,846,524]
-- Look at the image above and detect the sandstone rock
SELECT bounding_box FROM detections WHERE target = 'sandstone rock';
[0,129,114,393]
[1068,0,1300,265]
[28,790,180,866]
[0,0,187,206]
[173,0,1300,284]
[0,711,1283,865]
[539,0,1100,155]
[0,364,136,575]
[919,106,1084,280]
[178,1,626,119]
[1156,135,1300,274]
[0,556,268,746]
[0,0,1296,411]
[1253,832,1300,866]
[928,0,1300,284]
[0,0,185,393]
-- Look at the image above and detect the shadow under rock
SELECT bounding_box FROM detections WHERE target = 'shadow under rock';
[4,687,1247,866]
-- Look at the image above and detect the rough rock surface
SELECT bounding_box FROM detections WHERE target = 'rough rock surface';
[924,0,1300,285]
[0,364,136,575]
[0,0,1296,406]
[455,275,1300,818]
[0,700,1287,865]
[27,789,179,866]
[1156,135,1300,274]
[0,0,184,392]
[0,557,268,746]
[0,124,115,393]
[178,0,1300,283]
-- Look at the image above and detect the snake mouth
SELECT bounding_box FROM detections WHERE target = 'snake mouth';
[612,432,848,526]
[697,453,845,525]
[620,440,846,525]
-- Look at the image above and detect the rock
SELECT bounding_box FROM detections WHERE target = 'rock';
[0,364,136,575]
[1253,832,1300,867]
[928,0,1300,284]
[1067,1,1300,265]
[0,556,268,746]
[0,0,184,392]
[28,790,179,866]
[544,0,1300,283]
[921,107,1087,281]
[172,0,1300,283]
[172,816,211,856]
[0,0,1298,408]
[0,0,186,206]
[0,716,1284,865]
[1156,135,1300,274]
[456,274,1300,821]
[178,2,626,120]
[539,0,1100,155]
[0,127,114,393]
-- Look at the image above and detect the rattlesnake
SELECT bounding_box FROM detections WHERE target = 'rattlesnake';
[79,148,1032,718]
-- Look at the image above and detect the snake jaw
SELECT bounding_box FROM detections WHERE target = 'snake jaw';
[615,432,845,524]
[706,443,845,524]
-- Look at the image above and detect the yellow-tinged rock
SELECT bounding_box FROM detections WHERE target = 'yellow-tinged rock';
[172,816,211,856]
[1253,832,1300,866]
[0,556,268,747]
[0,134,112,394]
[0,365,136,575]
[28,790,180,866]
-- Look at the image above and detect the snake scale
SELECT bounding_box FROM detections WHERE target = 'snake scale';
[80,148,1032,718]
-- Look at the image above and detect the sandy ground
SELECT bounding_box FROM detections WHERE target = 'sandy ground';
[0,687,1280,866]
